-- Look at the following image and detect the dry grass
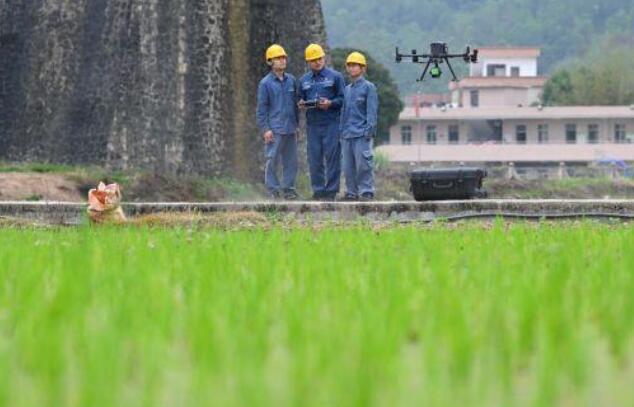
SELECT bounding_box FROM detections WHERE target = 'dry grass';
[0,216,54,228]
[123,211,271,229]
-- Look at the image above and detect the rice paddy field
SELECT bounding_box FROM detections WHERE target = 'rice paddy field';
[1,222,633,406]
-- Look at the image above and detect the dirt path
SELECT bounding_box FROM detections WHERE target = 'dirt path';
[0,173,83,202]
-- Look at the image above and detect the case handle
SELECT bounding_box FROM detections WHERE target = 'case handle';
[432,181,455,189]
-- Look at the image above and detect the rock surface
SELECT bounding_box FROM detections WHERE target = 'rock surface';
[0,0,326,177]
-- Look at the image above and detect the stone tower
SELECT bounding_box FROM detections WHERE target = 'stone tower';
[0,0,327,177]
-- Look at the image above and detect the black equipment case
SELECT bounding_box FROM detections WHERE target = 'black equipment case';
[409,167,487,201]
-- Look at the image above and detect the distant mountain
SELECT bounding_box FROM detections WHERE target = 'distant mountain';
[322,0,634,95]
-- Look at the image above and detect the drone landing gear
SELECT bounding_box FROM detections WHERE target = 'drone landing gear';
[443,57,459,82]
[417,59,432,82]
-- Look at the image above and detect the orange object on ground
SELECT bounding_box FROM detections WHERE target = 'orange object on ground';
[87,182,126,223]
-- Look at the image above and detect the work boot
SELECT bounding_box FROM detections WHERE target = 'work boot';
[338,193,358,202]
[283,190,300,201]
[269,191,282,201]
[360,192,374,202]
[320,193,337,202]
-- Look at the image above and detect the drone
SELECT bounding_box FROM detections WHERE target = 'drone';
[395,42,478,82]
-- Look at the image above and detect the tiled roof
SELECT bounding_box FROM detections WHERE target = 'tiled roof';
[403,93,451,106]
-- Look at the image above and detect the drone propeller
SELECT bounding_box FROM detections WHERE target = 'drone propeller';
[463,47,471,62]
[470,48,478,63]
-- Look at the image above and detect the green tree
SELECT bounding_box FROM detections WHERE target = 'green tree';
[541,70,574,105]
[331,48,404,145]
[542,45,634,106]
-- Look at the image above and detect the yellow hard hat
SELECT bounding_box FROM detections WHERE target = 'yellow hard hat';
[346,51,367,66]
[266,44,287,61]
[305,43,326,61]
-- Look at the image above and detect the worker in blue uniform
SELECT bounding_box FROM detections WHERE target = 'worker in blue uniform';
[298,44,346,201]
[339,51,379,201]
[256,44,300,200]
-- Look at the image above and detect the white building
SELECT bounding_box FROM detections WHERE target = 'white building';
[383,46,634,164]
[470,47,540,77]
[384,105,634,163]
[450,47,546,109]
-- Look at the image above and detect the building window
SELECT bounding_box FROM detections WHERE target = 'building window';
[615,124,627,143]
[448,125,459,144]
[426,125,437,144]
[400,125,412,145]
[486,64,506,77]
[538,124,549,143]
[511,67,520,77]
[587,124,599,144]
[565,124,577,144]
[516,125,527,144]
[470,90,479,107]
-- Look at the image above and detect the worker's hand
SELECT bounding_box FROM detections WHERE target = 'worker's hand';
[298,100,307,110]
[318,98,332,110]
[263,130,274,144]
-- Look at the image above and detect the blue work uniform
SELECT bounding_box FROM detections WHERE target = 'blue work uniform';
[299,67,345,198]
[256,72,300,196]
[340,76,378,198]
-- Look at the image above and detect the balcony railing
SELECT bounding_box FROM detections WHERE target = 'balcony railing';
[378,141,634,163]
[393,139,633,146]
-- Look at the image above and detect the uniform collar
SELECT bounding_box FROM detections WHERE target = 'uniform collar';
[311,67,327,78]
[351,76,365,86]
[268,71,288,82]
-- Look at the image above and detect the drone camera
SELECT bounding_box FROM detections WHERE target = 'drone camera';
[430,64,442,78]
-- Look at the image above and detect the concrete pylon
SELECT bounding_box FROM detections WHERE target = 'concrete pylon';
[506,162,519,180]
[557,162,568,179]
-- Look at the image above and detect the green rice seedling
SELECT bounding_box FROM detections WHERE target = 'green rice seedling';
[0,223,633,407]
